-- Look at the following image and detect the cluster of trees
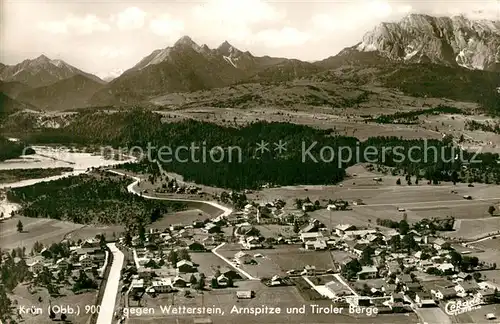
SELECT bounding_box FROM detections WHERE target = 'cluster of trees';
[190,273,206,290]
[0,249,31,291]
[167,248,191,266]
[0,167,73,184]
[387,233,420,253]
[465,120,500,134]
[72,270,98,292]
[294,197,321,210]
[375,218,411,234]
[377,216,455,234]
[371,105,464,124]
[0,136,35,162]
[0,284,14,323]
[119,161,162,177]
[376,218,400,229]
[7,172,186,225]
[341,259,362,280]
[412,217,455,233]
[10,109,500,189]
[219,191,248,209]
[449,251,496,272]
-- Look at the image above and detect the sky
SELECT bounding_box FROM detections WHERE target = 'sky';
[1,0,500,79]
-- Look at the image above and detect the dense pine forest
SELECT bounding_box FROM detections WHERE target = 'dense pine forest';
[0,136,34,161]
[9,109,500,189]
[0,167,73,183]
[370,105,465,124]
[7,171,186,225]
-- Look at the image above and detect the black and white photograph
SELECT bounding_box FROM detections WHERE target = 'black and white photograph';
[1,0,500,324]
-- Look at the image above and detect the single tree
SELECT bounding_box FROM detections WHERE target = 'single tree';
[399,220,410,235]
[168,250,178,266]
[189,274,198,286]
[49,307,56,320]
[488,205,496,216]
[17,220,23,233]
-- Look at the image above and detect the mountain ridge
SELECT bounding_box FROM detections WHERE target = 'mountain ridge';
[0,55,106,87]
[2,14,499,112]
[355,13,500,71]
[16,74,105,111]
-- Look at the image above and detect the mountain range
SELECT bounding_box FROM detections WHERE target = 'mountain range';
[0,14,499,112]
[357,14,500,71]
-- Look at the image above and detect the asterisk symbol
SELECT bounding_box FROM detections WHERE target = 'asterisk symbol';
[274,140,287,154]
[255,140,270,155]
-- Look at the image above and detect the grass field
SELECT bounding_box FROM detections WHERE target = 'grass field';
[0,216,84,250]
[189,252,231,277]
[445,218,500,240]
[455,303,500,323]
[217,244,338,278]
[0,207,216,251]
[149,209,211,230]
[9,283,96,324]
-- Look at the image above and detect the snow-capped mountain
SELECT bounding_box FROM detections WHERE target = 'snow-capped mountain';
[355,14,500,71]
[98,69,125,82]
[0,55,105,87]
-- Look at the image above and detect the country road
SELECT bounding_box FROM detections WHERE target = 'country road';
[96,243,124,324]
[212,243,257,280]
[107,169,233,217]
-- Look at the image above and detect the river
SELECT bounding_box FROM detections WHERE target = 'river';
[0,146,135,219]
[0,146,232,220]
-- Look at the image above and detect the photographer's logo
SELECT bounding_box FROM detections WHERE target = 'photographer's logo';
[445,295,482,316]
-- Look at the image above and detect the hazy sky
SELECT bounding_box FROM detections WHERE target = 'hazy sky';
[2,0,500,78]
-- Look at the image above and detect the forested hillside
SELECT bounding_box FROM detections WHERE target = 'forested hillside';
[7,171,186,225]
[12,109,500,189]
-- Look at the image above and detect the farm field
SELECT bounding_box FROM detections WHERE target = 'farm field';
[254,224,295,238]
[471,238,500,251]
[217,244,339,278]
[189,252,232,277]
[0,216,84,250]
[445,218,500,240]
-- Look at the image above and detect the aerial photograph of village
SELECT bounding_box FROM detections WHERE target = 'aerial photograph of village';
[1,1,500,324]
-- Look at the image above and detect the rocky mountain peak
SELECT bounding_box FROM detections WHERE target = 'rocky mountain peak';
[174,35,198,47]
[217,40,243,58]
[34,54,50,63]
[356,13,500,71]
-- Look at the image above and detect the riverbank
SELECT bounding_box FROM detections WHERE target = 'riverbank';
[0,146,136,220]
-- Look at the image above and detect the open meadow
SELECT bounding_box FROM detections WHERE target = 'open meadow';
[9,283,96,324]
[217,244,344,278]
